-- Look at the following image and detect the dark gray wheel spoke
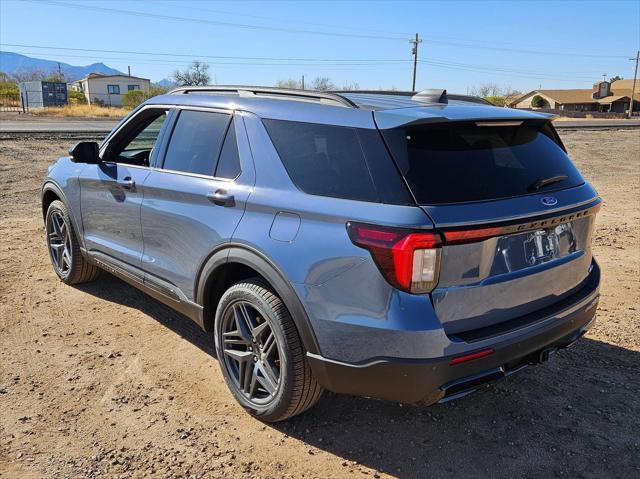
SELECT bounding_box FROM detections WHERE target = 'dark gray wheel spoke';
[47,211,72,274]
[233,304,254,341]
[261,331,277,357]
[257,361,278,394]
[221,300,283,404]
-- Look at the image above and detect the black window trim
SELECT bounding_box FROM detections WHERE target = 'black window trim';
[157,106,241,181]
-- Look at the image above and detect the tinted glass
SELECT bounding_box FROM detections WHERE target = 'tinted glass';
[163,110,230,176]
[215,119,241,179]
[381,121,583,204]
[263,119,378,202]
[357,129,412,205]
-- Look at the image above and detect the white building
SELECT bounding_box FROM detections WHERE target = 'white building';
[73,73,151,106]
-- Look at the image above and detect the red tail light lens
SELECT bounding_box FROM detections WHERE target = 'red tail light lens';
[442,226,503,245]
[346,222,442,293]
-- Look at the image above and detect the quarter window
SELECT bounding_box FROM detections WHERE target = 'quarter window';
[163,110,230,176]
[262,119,378,202]
[107,84,120,94]
[215,119,241,179]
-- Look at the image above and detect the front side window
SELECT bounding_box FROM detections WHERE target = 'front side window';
[107,84,120,94]
[262,119,378,202]
[162,110,230,176]
[105,109,167,166]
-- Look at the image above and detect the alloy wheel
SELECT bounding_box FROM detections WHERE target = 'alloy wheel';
[221,301,282,405]
[47,210,72,276]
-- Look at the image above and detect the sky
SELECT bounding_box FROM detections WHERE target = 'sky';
[1,0,639,93]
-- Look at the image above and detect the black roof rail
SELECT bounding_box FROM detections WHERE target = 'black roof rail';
[167,85,357,108]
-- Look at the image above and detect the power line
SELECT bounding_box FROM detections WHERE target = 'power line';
[156,0,628,57]
[2,43,606,79]
[0,43,411,63]
[418,60,598,83]
[29,0,408,41]
[152,0,411,37]
[26,0,632,59]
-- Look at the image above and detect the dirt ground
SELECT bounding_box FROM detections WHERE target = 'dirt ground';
[0,129,638,479]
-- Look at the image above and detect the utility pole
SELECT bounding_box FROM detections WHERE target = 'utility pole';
[301,75,305,90]
[57,62,62,78]
[410,33,422,92]
[628,50,639,119]
[128,65,131,77]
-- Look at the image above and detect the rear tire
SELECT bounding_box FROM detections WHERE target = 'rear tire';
[45,200,100,285]
[214,278,323,422]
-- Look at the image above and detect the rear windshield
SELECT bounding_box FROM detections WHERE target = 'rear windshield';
[381,121,584,204]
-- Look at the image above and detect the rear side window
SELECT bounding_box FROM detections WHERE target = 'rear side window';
[263,119,384,202]
[163,110,230,176]
[381,121,584,204]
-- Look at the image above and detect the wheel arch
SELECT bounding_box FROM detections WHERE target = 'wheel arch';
[41,181,85,249]
[196,244,321,355]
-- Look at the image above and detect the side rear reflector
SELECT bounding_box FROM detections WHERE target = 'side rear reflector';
[449,348,495,365]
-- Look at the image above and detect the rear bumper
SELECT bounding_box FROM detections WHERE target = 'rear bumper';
[307,263,599,405]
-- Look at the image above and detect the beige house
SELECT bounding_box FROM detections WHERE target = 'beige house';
[509,79,639,114]
[73,73,151,106]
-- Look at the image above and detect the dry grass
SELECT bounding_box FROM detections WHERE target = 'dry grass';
[30,104,129,118]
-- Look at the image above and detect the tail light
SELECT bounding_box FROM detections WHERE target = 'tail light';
[346,222,442,294]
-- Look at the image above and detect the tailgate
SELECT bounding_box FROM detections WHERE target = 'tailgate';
[376,111,600,336]
[428,196,599,335]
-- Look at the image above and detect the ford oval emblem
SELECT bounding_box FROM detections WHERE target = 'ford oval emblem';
[541,196,558,206]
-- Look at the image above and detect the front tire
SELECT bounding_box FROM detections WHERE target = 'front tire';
[45,200,99,285]
[214,278,323,422]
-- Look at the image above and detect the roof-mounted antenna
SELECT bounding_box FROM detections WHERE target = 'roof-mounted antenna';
[412,89,448,104]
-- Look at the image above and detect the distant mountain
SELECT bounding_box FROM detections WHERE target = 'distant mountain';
[156,78,176,87]
[0,51,123,82]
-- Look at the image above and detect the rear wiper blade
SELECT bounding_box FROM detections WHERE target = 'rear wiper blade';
[528,174,568,191]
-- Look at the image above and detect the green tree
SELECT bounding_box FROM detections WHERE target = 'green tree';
[149,85,169,97]
[609,75,623,82]
[485,96,506,106]
[0,71,19,94]
[68,90,87,104]
[531,95,549,108]
[123,90,147,109]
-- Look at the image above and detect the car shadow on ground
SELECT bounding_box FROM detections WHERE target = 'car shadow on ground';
[74,273,217,359]
[75,273,639,478]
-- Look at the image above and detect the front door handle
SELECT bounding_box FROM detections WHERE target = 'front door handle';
[207,189,235,207]
[118,176,135,190]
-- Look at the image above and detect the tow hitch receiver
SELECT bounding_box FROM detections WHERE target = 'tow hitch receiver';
[532,347,558,364]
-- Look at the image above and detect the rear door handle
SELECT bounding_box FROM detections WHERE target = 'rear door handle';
[118,177,135,190]
[207,189,235,207]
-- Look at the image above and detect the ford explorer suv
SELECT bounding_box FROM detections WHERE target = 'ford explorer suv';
[42,86,601,422]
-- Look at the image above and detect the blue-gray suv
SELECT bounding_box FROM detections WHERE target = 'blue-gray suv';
[42,86,601,421]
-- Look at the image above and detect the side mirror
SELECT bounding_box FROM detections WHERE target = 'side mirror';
[69,141,100,164]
